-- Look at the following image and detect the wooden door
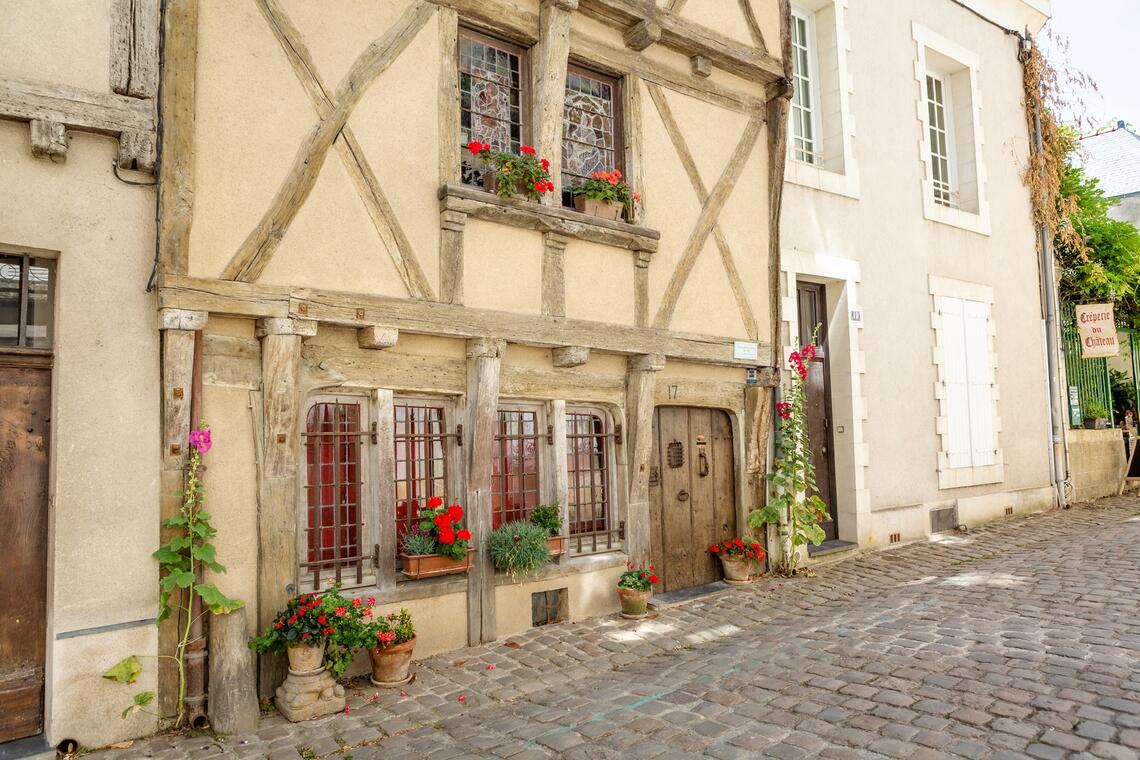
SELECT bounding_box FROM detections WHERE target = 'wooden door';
[648,407,736,592]
[796,282,838,542]
[0,355,51,742]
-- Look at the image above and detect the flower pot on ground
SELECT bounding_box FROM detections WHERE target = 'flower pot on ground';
[574,195,623,221]
[399,498,474,580]
[709,537,766,584]
[616,562,659,619]
[530,504,566,559]
[572,169,639,222]
[366,608,416,687]
[490,520,551,579]
[468,141,556,202]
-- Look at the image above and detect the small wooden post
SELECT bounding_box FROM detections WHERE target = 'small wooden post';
[542,233,568,317]
[207,608,259,735]
[545,399,569,546]
[465,338,504,645]
[533,0,577,204]
[440,209,467,305]
[624,354,664,561]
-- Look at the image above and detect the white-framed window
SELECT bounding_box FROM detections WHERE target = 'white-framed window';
[930,276,1002,489]
[913,23,989,234]
[790,7,821,166]
[925,73,956,208]
[299,394,374,590]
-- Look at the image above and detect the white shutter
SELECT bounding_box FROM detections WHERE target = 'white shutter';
[941,297,972,469]
[963,299,995,466]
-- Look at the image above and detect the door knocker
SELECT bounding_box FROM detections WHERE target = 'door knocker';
[696,435,709,477]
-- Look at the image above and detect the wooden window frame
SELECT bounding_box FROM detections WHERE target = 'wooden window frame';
[0,253,55,350]
[393,395,461,566]
[458,27,531,187]
[298,393,374,592]
[561,64,624,207]
[565,405,619,555]
[789,7,822,166]
[492,403,546,529]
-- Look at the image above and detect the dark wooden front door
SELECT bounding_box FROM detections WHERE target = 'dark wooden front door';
[796,282,838,542]
[0,355,51,742]
[648,407,736,592]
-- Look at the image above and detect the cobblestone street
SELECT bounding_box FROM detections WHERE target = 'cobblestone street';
[104,497,1140,760]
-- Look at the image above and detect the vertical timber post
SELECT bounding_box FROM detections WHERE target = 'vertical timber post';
[254,317,316,696]
[533,0,577,205]
[465,338,504,645]
[624,353,664,561]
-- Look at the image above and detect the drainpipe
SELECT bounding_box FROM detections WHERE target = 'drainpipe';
[185,329,207,725]
[1022,34,1069,508]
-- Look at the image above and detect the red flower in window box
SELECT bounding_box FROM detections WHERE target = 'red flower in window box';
[470,145,556,202]
[572,170,638,222]
[448,504,464,522]
[398,502,475,579]
[428,496,444,509]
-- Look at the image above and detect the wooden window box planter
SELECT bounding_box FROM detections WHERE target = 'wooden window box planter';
[399,549,475,580]
[547,535,567,559]
[573,196,624,222]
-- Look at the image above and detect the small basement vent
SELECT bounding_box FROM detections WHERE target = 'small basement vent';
[889,532,901,544]
[930,506,958,535]
[532,588,568,627]
[1005,506,1014,517]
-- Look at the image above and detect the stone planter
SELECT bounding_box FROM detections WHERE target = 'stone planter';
[399,549,475,580]
[617,587,651,619]
[547,535,567,559]
[369,637,416,687]
[574,195,623,221]
[286,643,324,674]
[718,555,753,584]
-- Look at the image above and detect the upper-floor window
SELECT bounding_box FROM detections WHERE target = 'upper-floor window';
[459,29,528,187]
[492,407,542,529]
[0,254,54,349]
[562,66,623,207]
[925,73,955,208]
[790,8,821,166]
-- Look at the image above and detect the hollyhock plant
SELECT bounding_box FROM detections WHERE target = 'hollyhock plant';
[468,141,556,201]
[413,497,472,561]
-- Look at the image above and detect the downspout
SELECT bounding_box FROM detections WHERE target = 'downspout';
[185,329,207,726]
[1022,35,1069,508]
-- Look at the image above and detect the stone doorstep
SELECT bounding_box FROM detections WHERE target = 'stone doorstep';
[649,582,741,609]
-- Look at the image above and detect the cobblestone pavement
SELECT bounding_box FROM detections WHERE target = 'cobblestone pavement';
[103,497,1140,759]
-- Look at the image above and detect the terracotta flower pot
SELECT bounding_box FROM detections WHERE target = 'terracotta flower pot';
[285,642,324,674]
[547,535,567,559]
[617,587,651,619]
[574,195,624,221]
[719,555,753,584]
[369,637,416,687]
[483,171,532,200]
[399,549,475,580]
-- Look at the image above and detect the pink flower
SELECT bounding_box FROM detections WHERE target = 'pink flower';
[802,344,817,360]
[189,427,211,454]
[632,192,641,203]
[457,695,466,703]
[399,690,409,697]
[344,706,351,714]
[777,402,792,420]
[486,664,495,670]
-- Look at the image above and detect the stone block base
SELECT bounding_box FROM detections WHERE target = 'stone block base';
[274,666,345,722]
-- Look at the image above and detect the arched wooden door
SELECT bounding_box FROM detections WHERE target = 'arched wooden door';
[648,407,736,592]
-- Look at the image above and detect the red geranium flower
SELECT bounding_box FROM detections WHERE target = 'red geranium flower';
[540,158,550,172]
[710,545,720,553]
[434,514,452,530]
[428,496,444,509]
[777,402,791,420]
[352,598,362,607]
[649,574,659,584]
[466,141,484,156]
[439,528,456,544]
[534,180,546,192]
[458,528,472,541]
[520,145,536,155]
[448,505,464,522]
[317,614,327,625]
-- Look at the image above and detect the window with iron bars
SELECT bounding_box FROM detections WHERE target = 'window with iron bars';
[394,401,450,563]
[301,399,370,590]
[492,408,541,529]
[566,409,617,554]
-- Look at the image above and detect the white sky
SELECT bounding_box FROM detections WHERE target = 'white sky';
[1043,0,1140,130]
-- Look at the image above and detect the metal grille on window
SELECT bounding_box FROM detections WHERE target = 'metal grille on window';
[562,69,620,206]
[566,412,614,554]
[492,410,540,529]
[302,401,366,588]
[927,74,955,208]
[459,31,524,187]
[790,12,819,165]
[0,254,54,349]
[394,403,448,562]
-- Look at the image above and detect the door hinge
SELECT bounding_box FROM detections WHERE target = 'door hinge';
[547,424,554,445]
[618,520,626,540]
[370,421,378,444]
[614,423,623,445]
[371,543,380,568]
[455,423,463,446]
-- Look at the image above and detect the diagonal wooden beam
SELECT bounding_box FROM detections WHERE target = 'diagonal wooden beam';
[647,83,759,340]
[737,0,768,53]
[221,1,434,283]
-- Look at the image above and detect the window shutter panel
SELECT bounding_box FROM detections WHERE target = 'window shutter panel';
[941,297,972,469]
[963,300,995,466]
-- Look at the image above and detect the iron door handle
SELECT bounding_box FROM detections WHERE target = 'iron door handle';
[677,490,689,502]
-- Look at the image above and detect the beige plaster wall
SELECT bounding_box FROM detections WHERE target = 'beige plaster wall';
[0,123,161,745]
[494,564,625,635]
[1068,428,1127,504]
[0,0,112,92]
[781,0,1052,531]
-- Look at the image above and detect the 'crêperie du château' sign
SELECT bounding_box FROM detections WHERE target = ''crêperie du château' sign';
[1076,303,1120,358]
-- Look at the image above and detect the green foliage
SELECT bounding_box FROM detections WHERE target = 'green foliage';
[400,530,437,557]
[489,521,551,579]
[617,562,658,591]
[529,504,562,537]
[103,655,142,685]
[1083,398,1110,420]
[415,502,471,562]
[468,142,556,201]
[749,343,828,577]
[1056,165,1140,324]
[1110,368,1136,421]
[369,608,415,649]
[572,169,639,212]
[120,691,155,719]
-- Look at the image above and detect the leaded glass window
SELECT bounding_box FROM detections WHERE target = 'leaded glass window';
[459,30,527,187]
[562,67,622,206]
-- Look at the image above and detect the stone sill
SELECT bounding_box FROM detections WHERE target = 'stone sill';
[492,549,628,587]
[439,184,659,254]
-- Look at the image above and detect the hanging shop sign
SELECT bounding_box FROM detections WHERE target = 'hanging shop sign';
[1076,303,1120,358]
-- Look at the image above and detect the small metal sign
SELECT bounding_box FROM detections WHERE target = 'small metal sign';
[1068,385,1082,428]
[733,341,759,361]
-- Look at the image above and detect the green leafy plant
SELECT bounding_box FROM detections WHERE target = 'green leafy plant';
[1110,368,1136,422]
[368,608,415,649]
[489,521,551,579]
[617,562,658,592]
[105,423,243,727]
[572,169,640,213]
[529,504,562,537]
[749,341,829,576]
[400,529,437,557]
[413,498,471,561]
[468,141,556,201]
[1083,398,1110,420]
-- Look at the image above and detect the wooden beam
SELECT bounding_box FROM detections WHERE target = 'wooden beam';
[541,232,567,317]
[768,1,793,355]
[624,354,664,561]
[552,345,590,368]
[577,0,784,84]
[372,389,398,593]
[357,325,399,349]
[465,338,504,645]
[222,2,435,283]
[0,77,154,135]
[158,274,776,368]
[253,0,436,299]
[623,19,661,51]
[623,74,645,225]
[438,6,461,188]
[118,128,156,172]
[440,184,659,253]
[634,250,650,328]
[111,0,160,98]
[29,119,66,161]
[689,54,711,78]
[738,0,768,53]
[158,0,198,274]
[440,209,466,305]
[534,0,576,205]
[653,114,764,330]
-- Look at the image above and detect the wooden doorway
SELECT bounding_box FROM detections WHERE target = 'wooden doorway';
[0,352,51,742]
[796,281,838,542]
[648,407,736,592]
